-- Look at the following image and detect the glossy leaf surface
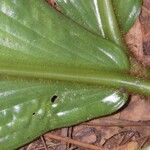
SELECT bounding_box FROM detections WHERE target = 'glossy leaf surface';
[55,0,130,118]
[0,0,129,73]
[0,77,127,149]
[0,0,148,149]
[0,0,130,149]
[112,0,142,33]
[56,0,123,45]
[56,0,142,34]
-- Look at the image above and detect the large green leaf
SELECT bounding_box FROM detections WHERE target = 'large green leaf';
[0,0,149,149]
[0,0,130,149]
[0,0,129,72]
[0,77,127,149]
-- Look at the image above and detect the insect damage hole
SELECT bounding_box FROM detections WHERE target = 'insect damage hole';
[51,95,58,103]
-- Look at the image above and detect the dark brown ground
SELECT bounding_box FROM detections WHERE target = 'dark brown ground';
[20,1,150,150]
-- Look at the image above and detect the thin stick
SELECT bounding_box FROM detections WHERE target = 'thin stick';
[45,133,104,150]
[40,136,48,150]
[82,119,150,127]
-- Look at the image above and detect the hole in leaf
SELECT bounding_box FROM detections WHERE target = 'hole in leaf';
[32,112,35,115]
[51,95,58,103]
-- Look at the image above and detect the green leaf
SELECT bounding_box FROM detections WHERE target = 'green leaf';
[56,0,142,34]
[0,0,129,72]
[112,0,142,33]
[0,77,127,149]
[0,0,130,148]
[56,0,124,47]
[0,0,149,149]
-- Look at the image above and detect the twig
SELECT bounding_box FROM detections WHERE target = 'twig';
[40,136,48,150]
[83,119,150,127]
[60,128,68,150]
[45,133,105,150]
[67,127,74,149]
